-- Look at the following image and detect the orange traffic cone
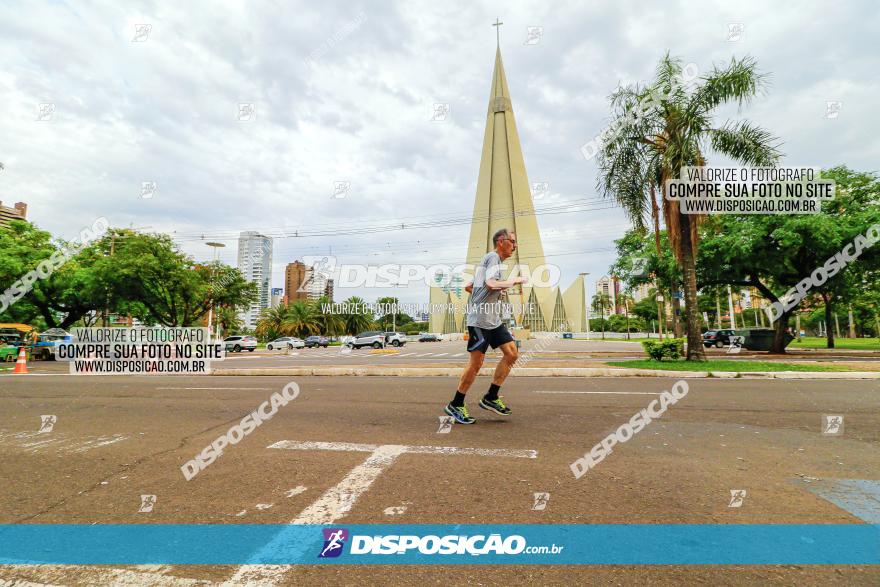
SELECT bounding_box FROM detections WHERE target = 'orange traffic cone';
[12,346,28,374]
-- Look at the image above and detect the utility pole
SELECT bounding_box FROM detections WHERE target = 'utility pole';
[727,285,737,330]
[102,232,117,327]
[205,242,226,342]
[579,272,590,339]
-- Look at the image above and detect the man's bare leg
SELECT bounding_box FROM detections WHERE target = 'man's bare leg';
[479,341,518,416]
[457,350,485,393]
[492,341,519,385]
[445,350,484,424]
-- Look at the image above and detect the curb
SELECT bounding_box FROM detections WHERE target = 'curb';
[210,367,880,379]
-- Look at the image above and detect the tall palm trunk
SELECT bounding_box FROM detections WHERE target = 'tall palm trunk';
[678,213,706,360]
[671,294,682,337]
[822,292,835,349]
[650,184,666,338]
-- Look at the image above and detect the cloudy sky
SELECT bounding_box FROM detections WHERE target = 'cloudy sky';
[2,0,878,307]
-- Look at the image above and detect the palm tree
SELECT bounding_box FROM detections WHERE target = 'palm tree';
[282,300,320,338]
[216,305,243,338]
[618,291,634,339]
[256,305,289,341]
[341,296,374,335]
[313,295,345,336]
[591,293,612,340]
[597,54,781,360]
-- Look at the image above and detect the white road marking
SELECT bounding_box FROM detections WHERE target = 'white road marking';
[399,353,416,357]
[227,440,537,585]
[533,390,660,395]
[156,387,271,390]
[267,440,378,452]
[415,353,433,357]
[72,435,128,453]
[1,431,128,454]
[433,353,448,357]
[268,440,537,459]
[452,353,465,357]
[384,505,407,515]
[291,444,406,524]
[0,566,209,586]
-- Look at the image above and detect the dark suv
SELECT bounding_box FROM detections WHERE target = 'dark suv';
[304,335,329,348]
[702,329,737,348]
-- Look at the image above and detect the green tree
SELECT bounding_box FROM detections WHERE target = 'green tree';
[314,295,345,336]
[340,296,374,335]
[98,230,256,326]
[215,305,243,337]
[376,296,413,331]
[697,167,880,352]
[256,305,289,341]
[591,293,612,339]
[281,300,321,338]
[0,220,106,328]
[597,53,782,360]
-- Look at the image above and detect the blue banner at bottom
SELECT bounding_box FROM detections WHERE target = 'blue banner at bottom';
[0,525,878,565]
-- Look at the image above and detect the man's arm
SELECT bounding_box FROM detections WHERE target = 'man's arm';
[485,276,528,290]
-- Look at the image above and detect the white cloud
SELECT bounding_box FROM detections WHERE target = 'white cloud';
[0,0,876,306]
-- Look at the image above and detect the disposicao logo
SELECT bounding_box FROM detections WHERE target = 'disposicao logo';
[319,528,348,558]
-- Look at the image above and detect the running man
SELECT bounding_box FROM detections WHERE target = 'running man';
[444,228,527,424]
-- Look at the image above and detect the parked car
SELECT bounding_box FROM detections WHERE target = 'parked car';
[224,335,258,352]
[267,337,305,350]
[33,329,72,360]
[384,332,407,347]
[347,331,388,349]
[0,323,33,347]
[702,329,737,348]
[0,344,23,362]
[304,335,330,348]
[418,333,441,342]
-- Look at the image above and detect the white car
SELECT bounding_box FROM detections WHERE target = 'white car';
[224,335,257,352]
[266,337,305,350]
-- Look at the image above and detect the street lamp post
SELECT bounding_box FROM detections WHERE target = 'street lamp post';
[579,272,590,340]
[205,242,226,342]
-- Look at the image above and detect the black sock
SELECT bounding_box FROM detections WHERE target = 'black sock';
[485,383,500,401]
[451,391,466,407]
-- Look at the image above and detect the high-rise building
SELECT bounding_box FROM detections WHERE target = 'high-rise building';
[237,231,272,329]
[305,272,333,300]
[595,276,617,317]
[271,288,284,308]
[284,261,308,304]
[324,278,334,302]
[284,261,333,302]
[632,282,653,303]
[0,200,27,227]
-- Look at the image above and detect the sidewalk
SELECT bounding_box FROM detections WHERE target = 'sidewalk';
[212,365,880,380]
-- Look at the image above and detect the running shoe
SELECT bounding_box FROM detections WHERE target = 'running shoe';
[444,402,475,424]
[479,395,511,416]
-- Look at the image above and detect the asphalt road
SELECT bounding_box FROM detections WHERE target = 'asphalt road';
[1,374,878,585]
[9,338,878,376]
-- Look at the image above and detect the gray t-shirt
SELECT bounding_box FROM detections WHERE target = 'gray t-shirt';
[467,251,506,329]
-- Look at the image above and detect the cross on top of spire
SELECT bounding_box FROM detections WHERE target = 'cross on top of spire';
[492,18,503,48]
